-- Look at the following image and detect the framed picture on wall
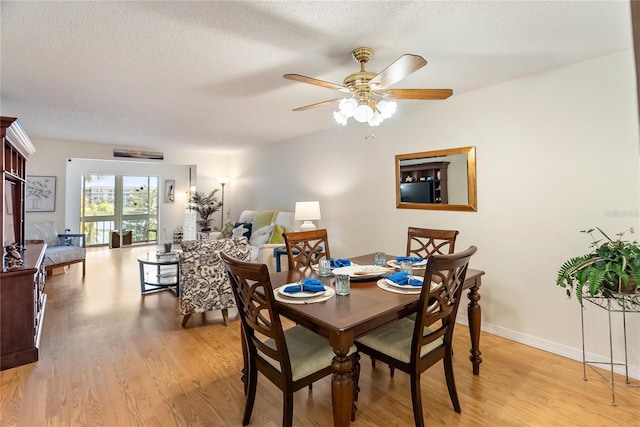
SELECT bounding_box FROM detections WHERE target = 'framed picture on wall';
[26,176,56,212]
[164,179,175,203]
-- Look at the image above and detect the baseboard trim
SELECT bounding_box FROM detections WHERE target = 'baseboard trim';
[456,315,640,381]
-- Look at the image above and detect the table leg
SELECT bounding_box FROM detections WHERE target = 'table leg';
[467,282,483,375]
[330,334,354,427]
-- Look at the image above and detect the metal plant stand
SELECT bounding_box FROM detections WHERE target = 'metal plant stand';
[580,291,640,406]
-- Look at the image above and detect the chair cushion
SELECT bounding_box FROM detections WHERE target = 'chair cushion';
[44,245,86,266]
[355,317,442,363]
[25,221,60,247]
[259,325,356,382]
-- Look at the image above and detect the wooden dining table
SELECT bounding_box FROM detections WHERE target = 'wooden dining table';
[269,253,485,427]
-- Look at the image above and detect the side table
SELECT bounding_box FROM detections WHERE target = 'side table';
[581,292,640,406]
[137,251,181,296]
[274,246,287,272]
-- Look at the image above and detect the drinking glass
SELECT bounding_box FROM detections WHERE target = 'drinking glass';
[335,274,351,296]
[400,260,413,277]
[374,252,386,267]
[163,242,172,253]
[318,259,331,277]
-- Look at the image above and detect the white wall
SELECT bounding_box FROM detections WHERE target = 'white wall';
[26,139,231,235]
[228,51,640,377]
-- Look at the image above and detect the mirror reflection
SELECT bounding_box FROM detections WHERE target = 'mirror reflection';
[395,146,477,212]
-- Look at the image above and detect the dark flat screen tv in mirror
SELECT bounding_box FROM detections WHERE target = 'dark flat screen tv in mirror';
[400,181,432,203]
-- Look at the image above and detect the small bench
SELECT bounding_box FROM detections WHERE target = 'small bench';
[25,221,86,276]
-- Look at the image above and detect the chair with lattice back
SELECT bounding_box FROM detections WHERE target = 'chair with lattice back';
[282,229,331,270]
[372,226,460,374]
[406,227,459,258]
[355,246,477,427]
[220,252,358,426]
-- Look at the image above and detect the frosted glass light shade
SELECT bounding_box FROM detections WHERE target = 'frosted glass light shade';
[353,104,374,123]
[334,110,348,125]
[377,100,397,119]
[339,98,357,117]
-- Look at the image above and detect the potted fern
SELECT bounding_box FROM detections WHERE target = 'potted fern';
[556,227,640,305]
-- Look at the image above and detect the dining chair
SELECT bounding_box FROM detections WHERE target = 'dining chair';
[282,229,331,270]
[406,226,459,258]
[372,226,460,373]
[354,246,477,427]
[220,252,358,427]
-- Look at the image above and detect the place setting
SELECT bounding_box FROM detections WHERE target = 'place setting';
[274,277,335,304]
[376,271,436,295]
[386,256,428,270]
[310,256,389,280]
[311,257,352,276]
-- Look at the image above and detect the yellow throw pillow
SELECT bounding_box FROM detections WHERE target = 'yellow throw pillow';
[269,224,287,244]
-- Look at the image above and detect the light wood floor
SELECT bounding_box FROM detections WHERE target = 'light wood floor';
[1,245,639,426]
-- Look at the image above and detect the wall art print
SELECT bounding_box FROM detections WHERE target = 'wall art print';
[164,179,175,203]
[26,175,56,212]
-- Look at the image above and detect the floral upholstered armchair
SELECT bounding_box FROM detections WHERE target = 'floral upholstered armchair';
[179,238,251,327]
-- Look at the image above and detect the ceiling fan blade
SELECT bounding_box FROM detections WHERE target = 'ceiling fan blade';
[369,54,428,90]
[283,74,347,92]
[292,98,341,111]
[383,89,453,100]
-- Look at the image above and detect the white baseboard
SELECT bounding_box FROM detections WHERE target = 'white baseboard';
[456,315,640,381]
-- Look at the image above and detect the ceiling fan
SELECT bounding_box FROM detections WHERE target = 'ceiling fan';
[283,47,452,127]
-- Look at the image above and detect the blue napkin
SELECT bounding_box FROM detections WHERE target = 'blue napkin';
[395,256,425,264]
[386,271,422,286]
[283,277,326,293]
[330,258,351,268]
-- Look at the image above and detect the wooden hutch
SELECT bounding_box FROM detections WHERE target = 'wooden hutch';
[399,161,449,204]
[1,116,47,370]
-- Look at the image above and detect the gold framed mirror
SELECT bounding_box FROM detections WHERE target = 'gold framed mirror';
[395,146,477,212]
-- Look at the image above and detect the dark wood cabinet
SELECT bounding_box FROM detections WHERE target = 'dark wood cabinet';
[2,116,35,249]
[399,161,449,204]
[1,116,44,370]
[1,243,47,370]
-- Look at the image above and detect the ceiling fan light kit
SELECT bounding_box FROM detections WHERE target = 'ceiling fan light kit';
[284,47,452,128]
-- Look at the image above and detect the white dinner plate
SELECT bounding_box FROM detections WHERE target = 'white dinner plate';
[277,284,326,298]
[376,279,422,295]
[332,265,388,279]
[386,258,428,269]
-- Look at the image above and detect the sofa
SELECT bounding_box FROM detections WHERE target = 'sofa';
[219,210,298,272]
[25,221,86,276]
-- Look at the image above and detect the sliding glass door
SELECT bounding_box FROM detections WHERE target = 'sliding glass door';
[80,175,159,246]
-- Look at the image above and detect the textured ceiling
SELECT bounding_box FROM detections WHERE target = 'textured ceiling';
[0,1,633,153]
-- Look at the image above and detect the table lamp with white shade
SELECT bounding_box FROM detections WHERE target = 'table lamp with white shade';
[295,201,321,232]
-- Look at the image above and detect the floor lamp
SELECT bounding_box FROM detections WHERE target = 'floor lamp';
[218,177,230,228]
